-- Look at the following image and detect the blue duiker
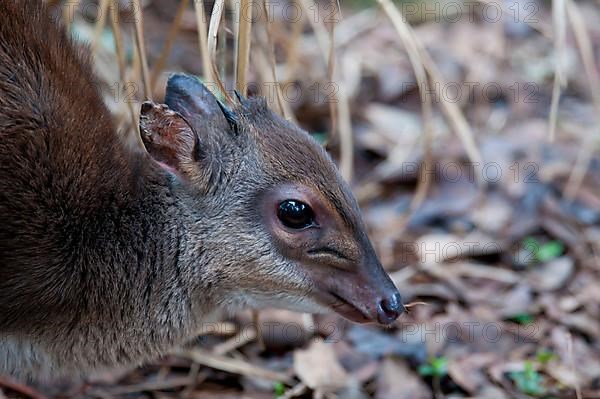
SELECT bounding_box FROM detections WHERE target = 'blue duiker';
[0,0,404,381]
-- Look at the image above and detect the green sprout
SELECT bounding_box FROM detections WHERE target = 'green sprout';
[535,349,556,365]
[273,381,286,398]
[418,356,448,378]
[522,237,564,264]
[509,360,546,396]
[507,312,535,325]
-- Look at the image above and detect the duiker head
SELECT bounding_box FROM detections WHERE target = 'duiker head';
[140,74,404,325]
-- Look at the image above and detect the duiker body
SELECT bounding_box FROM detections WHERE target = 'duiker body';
[0,0,403,381]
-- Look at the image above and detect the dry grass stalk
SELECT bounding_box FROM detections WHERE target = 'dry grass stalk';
[280,382,308,399]
[109,2,127,97]
[297,0,329,66]
[283,4,304,83]
[87,376,194,396]
[91,0,110,56]
[548,0,566,142]
[377,0,484,187]
[301,313,316,333]
[230,0,241,79]
[564,0,600,199]
[375,0,435,210]
[109,0,141,146]
[565,1,600,111]
[208,0,226,65]
[261,0,294,120]
[131,0,152,100]
[327,2,338,142]
[326,1,345,176]
[130,37,141,85]
[422,50,484,186]
[194,0,215,86]
[567,333,583,399]
[403,301,427,310]
[150,0,190,91]
[177,348,293,383]
[330,36,355,180]
[381,1,434,200]
[206,0,233,101]
[252,309,265,351]
[218,16,228,79]
[235,0,254,94]
[254,42,281,111]
[182,364,200,396]
[335,80,354,181]
[212,328,257,355]
[61,0,81,31]
[297,0,354,181]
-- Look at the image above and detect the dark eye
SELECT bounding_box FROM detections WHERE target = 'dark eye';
[277,200,315,229]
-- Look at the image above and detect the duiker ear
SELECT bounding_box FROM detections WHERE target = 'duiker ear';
[164,73,235,133]
[139,101,198,177]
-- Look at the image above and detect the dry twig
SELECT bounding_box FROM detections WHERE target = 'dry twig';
[176,348,293,383]
[377,0,484,187]
[150,0,190,91]
[194,0,215,86]
[131,0,152,100]
[564,0,600,198]
[109,0,141,146]
[235,0,253,94]
[548,0,566,142]
[91,0,110,55]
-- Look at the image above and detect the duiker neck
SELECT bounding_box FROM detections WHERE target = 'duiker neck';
[89,154,216,328]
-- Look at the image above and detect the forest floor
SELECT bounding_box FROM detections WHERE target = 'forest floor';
[4,0,600,398]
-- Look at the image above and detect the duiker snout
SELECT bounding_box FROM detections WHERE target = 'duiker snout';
[310,256,405,325]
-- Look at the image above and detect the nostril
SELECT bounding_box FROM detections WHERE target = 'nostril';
[377,292,404,324]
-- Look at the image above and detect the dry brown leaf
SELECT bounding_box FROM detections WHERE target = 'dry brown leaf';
[447,352,498,394]
[527,256,574,292]
[293,339,349,392]
[376,357,431,399]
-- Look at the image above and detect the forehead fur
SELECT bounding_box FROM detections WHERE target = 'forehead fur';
[232,98,360,227]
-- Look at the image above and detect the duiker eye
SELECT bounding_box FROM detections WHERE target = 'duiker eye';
[277,200,315,229]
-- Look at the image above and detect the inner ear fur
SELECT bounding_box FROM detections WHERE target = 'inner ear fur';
[139,101,231,193]
[139,101,197,176]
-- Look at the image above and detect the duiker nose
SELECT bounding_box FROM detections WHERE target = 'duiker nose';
[377,292,405,324]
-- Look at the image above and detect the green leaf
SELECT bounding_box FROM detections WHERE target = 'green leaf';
[507,312,535,325]
[535,349,556,365]
[418,357,448,377]
[522,237,540,250]
[274,382,286,398]
[509,361,546,396]
[418,364,434,376]
[431,357,448,374]
[535,241,564,263]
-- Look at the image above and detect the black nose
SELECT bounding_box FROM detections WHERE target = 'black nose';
[377,292,405,324]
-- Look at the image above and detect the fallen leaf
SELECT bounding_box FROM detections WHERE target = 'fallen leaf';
[376,357,432,399]
[527,256,574,292]
[447,352,498,394]
[293,339,348,392]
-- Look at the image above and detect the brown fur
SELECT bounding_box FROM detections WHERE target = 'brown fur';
[0,0,402,382]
